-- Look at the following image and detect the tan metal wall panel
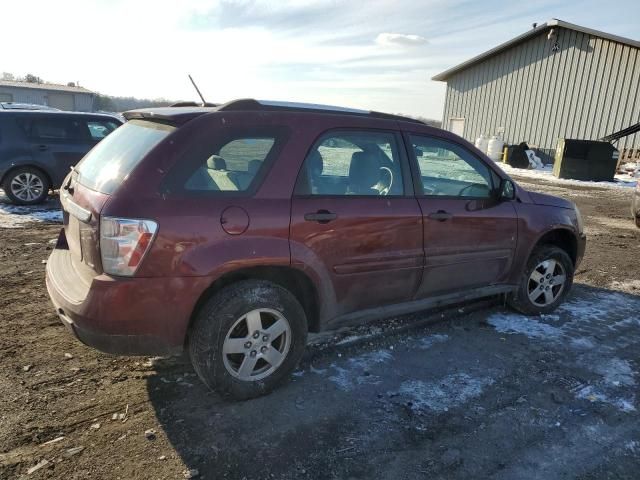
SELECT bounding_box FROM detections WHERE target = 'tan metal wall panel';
[441,27,640,159]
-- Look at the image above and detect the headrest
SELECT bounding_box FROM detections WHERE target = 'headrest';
[308,151,323,175]
[348,151,380,193]
[207,155,227,170]
[247,159,262,175]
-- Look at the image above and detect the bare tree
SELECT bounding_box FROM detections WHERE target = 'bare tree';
[24,74,42,83]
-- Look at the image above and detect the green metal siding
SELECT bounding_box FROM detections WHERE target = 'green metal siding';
[442,27,640,160]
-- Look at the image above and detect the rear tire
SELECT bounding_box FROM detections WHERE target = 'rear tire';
[508,245,574,315]
[2,167,50,205]
[188,280,307,400]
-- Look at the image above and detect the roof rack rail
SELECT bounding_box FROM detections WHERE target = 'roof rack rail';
[169,101,219,107]
[215,98,425,124]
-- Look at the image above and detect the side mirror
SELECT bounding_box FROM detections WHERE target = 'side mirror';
[499,179,516,201]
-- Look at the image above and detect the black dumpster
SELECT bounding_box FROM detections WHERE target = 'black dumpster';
[553,139,619,181]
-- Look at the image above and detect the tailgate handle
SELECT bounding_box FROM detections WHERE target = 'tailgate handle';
[61,190,92,223]
[427,210,453,222]
[304,210,337,224]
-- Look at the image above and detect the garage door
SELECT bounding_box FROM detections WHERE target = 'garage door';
[0,93,13,102]
[48,93,75,111]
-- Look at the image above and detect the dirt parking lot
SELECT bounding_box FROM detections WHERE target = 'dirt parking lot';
[1,174,639,479]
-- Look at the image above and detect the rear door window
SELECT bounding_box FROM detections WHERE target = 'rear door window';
[86,120,120,140]
[76,119,174,194]
[26,116,91,141]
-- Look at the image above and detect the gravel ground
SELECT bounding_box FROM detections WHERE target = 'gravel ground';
[0,176,639,479]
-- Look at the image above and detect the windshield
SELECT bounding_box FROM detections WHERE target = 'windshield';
[76,119,175,194]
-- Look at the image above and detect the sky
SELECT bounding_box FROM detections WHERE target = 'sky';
[1,0,639,119]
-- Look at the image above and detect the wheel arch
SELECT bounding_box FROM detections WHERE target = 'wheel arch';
[530,227,578,265]
[187,265,321,346]
[1,163,54,190]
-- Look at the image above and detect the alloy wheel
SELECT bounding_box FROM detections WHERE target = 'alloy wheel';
[527,259,567,307]
[222,308,292,381]
[10,172,45,202]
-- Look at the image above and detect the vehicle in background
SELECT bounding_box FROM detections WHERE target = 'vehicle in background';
[0,110,122,204]
[46,99,586,399]
[0,102,61,111]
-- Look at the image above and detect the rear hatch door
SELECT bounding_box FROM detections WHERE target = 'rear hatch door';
[60,120,175,280]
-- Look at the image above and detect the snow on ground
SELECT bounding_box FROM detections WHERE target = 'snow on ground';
[327,350,394,391]
[610,279,640,294]
[396,373,495,413]
[0,190,62,228]
[0,201,62,228]
[417,333,450,349]
[488,313,563,339]
[496,163,637,189]
[487,289,639,413]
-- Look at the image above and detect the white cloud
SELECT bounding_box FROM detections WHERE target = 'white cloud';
[375,32,428,47]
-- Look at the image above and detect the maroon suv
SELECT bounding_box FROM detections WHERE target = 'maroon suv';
[46,99,586,399]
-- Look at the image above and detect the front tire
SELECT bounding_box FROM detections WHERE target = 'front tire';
[188,280,307,400]
[2,167,50,205]
[508,245,574,315]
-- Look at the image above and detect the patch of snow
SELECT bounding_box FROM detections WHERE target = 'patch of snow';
[417,334,449,349]
[488,291,639,414]
[592,358,636,387]
[610,279,640,293]
[625,440,639,453]
[570,337,596,350]
[335,329,383,345]
[497,163,636,189]
[0,194,62,228]
[487,313,563,339]
[558,291,632,321]
[327,350,393,391]
[575,385,636,413]
[396,373,494,413]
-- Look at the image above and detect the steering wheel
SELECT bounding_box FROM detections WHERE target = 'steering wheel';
[458,182,486,197]
[377,166,393,195]
[422,183,437,195]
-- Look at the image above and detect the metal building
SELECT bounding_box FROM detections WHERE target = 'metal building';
[0,80,95,112]
[433,19,640,162]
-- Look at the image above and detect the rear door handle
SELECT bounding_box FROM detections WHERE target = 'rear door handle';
[37,144,49,152]
[427,210,453,222]
[304,210,337,224]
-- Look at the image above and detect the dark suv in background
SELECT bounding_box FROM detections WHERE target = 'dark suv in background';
[0,109,122,204]
[46,99,586,399]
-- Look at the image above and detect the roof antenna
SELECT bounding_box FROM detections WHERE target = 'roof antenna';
[188,74,207,106]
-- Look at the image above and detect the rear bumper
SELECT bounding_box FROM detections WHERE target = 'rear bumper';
[45,237,210,356]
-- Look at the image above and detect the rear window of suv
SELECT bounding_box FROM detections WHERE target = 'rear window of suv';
[76,120,174,194]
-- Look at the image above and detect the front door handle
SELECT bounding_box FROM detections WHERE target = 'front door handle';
[37,144,49,152]
[304,210,337,224]
[427,210,453,222]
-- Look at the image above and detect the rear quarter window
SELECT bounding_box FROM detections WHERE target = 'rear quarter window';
[168,126,289,195]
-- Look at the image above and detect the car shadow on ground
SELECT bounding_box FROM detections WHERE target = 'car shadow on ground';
[146,284,640,479]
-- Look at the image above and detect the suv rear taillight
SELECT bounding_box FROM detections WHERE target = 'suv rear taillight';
[100,217,158,276]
